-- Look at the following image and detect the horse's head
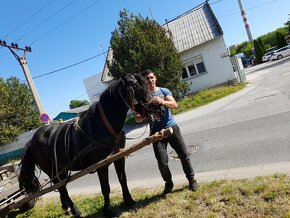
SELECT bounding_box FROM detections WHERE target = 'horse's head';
[121,74,165,121]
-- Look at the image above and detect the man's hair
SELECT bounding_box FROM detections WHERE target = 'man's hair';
[141,69,154,77]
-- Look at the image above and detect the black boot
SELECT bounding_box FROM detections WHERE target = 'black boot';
[162,180,173,197]
[189,180,198,191]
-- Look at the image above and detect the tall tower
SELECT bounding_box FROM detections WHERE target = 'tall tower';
[238,0,253,42]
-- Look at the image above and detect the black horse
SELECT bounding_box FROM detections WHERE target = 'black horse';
[19,74,162,217]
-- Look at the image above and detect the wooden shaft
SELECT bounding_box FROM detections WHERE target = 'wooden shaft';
[0,127,172,216]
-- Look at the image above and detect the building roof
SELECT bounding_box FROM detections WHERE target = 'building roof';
[162,2,222,53]
[53,104,90,121]
[53,112,78,121]
[100,2,222,83]
[101,47,114,83]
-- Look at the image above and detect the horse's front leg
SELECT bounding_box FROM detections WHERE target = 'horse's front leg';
[114,157,136,207]
[97,166,115,217]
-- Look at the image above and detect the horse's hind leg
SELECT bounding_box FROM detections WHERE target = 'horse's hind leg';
[114,157,136,207]
[97,166,115,217]
[51,173,81,218]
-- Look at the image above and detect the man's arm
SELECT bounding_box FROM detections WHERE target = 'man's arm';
[162,95,178,109]
[150,95,178,109]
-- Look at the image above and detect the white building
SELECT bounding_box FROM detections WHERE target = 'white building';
[83,72,107,103]
[84,2,237,101]
[162,2,236,94]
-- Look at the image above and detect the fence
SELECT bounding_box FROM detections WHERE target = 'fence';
[0,129,37,165]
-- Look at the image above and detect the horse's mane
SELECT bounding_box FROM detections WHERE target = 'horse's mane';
[78,77,124,120]
[100,78,123,98]
[78,74,147,120]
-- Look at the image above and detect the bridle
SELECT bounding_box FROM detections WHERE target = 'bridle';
[98,75,151,145]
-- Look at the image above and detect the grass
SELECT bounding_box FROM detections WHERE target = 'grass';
[6,173,290,217]
[172,83,246,114]
[125,82,246,125]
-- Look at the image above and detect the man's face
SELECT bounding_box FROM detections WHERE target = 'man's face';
[145,72,156,89]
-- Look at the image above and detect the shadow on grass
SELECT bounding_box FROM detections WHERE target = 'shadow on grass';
[4,186,190,218]
[84,186,189,218]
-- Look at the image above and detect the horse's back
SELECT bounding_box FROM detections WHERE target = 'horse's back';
[30,124,65,170]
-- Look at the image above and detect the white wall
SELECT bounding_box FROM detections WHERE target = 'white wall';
[83,73,107,103]
[181,36,236,94]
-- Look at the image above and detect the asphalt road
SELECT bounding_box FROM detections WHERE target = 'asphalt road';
[45,56,290,197]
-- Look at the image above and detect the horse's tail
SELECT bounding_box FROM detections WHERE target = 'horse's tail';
[19,140,41,195]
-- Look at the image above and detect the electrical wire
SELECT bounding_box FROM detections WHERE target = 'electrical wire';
[30,0,102,46]
[48,80,104,116]
[16,0,77,42]
[3,0,56,40]
[217,0,280,19]
[31,50,107,80]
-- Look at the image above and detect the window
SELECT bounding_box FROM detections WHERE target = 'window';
[182,56,206,79]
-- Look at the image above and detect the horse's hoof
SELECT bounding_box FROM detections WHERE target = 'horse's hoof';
[125,198,136,208]
[104,208,117,218]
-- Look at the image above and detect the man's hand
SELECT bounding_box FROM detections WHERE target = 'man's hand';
[135,112,144,123]
[149,96,164,105]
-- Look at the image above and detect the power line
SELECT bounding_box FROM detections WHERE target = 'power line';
[3,0,56,40]
[29,50,107,80]
[217,0,280,19]
[30,0,102,46]
[16,0,77,42]
[48,81,104,116]
[209,0,223,6]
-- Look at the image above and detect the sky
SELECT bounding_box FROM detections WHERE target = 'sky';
[0,0,289,120]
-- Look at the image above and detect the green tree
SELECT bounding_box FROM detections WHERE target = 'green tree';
[0,76,41,145]
[254,39,263,64]
[109,9,188,98]
[69,99,89,109]
[276,31,287,48]
[284,15,290,33]
[258,38,266,54]
[231,26,288,56]
[230,41,253,58]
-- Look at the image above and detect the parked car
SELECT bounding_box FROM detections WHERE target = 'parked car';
[265,46,278,53]
[248,54,256,65]
[262,51,275,62]
[270,45,290,60]
[235,53,250,67]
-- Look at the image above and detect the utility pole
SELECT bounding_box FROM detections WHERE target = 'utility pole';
[0,40,45,116]
[237,0,253,42]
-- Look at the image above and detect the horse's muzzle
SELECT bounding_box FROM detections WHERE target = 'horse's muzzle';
[146,103,166,121]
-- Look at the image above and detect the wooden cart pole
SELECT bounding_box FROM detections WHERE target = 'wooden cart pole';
[0,127,172,216]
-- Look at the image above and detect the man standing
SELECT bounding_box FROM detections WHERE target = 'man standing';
[136,69,198,197]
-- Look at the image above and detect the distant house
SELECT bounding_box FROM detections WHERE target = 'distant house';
[53,104,90,122]
[85,2,237,99]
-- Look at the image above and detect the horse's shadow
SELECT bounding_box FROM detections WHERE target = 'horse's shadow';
[85,186,187,218]
[4,187,187,218]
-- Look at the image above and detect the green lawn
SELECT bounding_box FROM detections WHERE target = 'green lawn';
[8,174,290,218]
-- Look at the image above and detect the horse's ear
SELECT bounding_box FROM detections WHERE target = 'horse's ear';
[122,74,137,86]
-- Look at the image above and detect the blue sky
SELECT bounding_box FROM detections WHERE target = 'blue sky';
[0,0,289,119]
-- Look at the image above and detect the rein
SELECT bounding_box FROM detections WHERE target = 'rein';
[98,85,150,143]
[97,102,123,145]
